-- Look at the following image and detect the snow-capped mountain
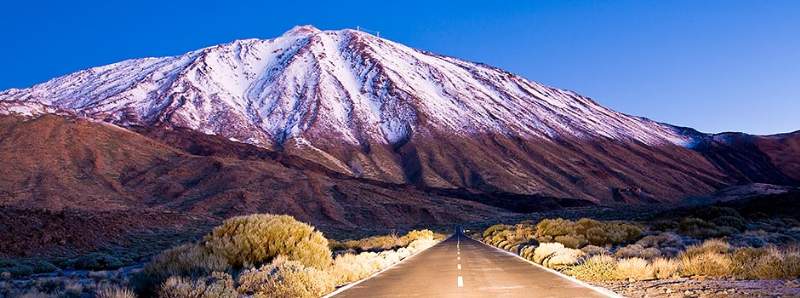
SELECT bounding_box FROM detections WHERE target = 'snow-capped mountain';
[1,25,691,147]
[2,25,797,202]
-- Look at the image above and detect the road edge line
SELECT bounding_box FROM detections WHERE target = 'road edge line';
[476,237,625,298]
[323,234,451,298]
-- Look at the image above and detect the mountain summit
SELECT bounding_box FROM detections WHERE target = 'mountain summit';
[1,26,797,202]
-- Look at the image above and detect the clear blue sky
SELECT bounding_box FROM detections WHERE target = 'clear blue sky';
[2,1,798,134]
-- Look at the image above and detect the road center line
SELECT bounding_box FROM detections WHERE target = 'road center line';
[457,275,464,288]
[458,263,461,270]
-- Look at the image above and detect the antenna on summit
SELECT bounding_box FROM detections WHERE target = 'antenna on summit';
[354,26,381,38]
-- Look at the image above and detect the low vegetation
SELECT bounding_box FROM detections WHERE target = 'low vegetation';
[481,215,800,283]
[128,213,439,297]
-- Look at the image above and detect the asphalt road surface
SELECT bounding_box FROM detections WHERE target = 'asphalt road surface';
[332,233,615,298]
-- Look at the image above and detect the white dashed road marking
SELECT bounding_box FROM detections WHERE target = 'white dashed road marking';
[457,276,464,288]
[458,264,461,270]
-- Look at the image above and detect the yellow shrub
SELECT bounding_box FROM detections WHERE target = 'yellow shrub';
[533,242,565,264]
[204,214,332,269]
[567,255,617,281]
[679,250,732,277]
[159,272,237,298]
[616,258,654,281]
[238,257,335,298]
[133,244,229,295]
[652,257,680,279]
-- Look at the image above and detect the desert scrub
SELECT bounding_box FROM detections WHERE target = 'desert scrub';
[96,285,137,298]
[132,243,229,295]
[238,257,335,298]
[532,242,585,268]
[204,214,332,269]
[159,272,237,298]
[651,257,680,279]
[567,255,617,281]
[0,259,59,277]
[679,249,733,277]
[616,258,654,281]
[534,218,642,248]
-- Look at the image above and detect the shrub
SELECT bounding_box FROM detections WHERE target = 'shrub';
[132,244,229,295]
[544,247,584,269]
[69,253,124,270]
[615,244,644,259]
[682,239,731,259]
[0,259,60,278]
[533,242,565,264]
[616,258,654,281]
[237,257,335,298]
[204,214,332,269]
[678,218,728,238]
[96,285,136,298]
[679,250,732,277]
[535,218,576,241]
[712,216,747,231]
[159,272,237,298]
[635,232,684,249]
[580,245,608,257]
[402,230,434,243]
[554,235,587,249]
[483,224,511,239]
[567,255,617,281]
[328,253,381,285]
[752,247,785,279]
[651,258,679,279]
[730,247,770,279]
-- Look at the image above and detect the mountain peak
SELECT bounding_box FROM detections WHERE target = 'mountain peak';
[283,25,321,36]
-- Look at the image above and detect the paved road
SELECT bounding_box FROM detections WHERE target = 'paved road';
[333,233,615,298]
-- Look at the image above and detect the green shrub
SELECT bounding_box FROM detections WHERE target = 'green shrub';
[159,272,237,298]
[204,214,332,269]
[678,218,729,238]
[567,255,617,281]
[711,216,747,231]
[554,235,588,249]
[483,224,511,239]
[237,257,335,298]
[0,259,58,277]
[69,253,124,270]
[132,244,229,295]
[535,218,576,239]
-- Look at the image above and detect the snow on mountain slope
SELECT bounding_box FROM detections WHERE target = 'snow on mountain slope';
[15,25,786,202]
[0,25,693,149]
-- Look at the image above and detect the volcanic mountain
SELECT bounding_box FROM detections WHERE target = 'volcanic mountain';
[1,25,798,216]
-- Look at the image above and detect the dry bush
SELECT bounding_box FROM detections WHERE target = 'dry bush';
[520,245,537,260]
[483,224,511,239]
[159,272,237,298]
[730,247,770,279]
[402,230,435,243]
[615,244,644,258]
[681,239,731,259]
[328,253,383,285]
[132,244,229,295]
[237,257,335,298]
[204,214,332,269]
[533,242,565,264]
[96,285,136,298]
[679,250,732,277]
[580,245,608,257]
[635,232,684,249]
[652,258,680,279]
[616,258,654,281]
[535,218,576,242]
[567,255,617,281]
[544,247,585,269]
